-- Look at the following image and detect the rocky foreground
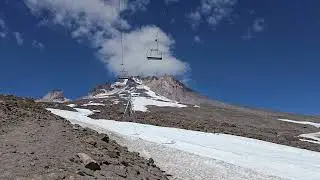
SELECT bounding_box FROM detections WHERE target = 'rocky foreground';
[0,95,169,180]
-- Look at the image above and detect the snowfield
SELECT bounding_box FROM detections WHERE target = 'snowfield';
[47,108,320,180]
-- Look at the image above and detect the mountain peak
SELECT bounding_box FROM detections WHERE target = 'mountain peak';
[37,89,70,103]
[84,75,212,105]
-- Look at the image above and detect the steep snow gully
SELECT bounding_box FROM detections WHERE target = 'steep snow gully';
[48,107,320,180]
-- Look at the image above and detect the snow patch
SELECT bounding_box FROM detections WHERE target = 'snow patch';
[66,104,77,108]
[132,77,143,84]
[299,132,320,144]
[82,102,105,106]
[277,118,320,144]
[131,83,187,112]
[132,96,187,112]
[136,85,171,102]
[278,118,320,128]
[112,79,128,87]
[74,108,94,116]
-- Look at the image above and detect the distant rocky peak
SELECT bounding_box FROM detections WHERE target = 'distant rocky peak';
[37,89,70,103]
[141,75,193,93]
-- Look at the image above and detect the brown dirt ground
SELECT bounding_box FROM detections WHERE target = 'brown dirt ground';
[0,95,169,180]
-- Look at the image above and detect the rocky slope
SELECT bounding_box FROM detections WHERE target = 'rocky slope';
[0,95,169,179]
[141,75,212,105]
[37,90,70,103]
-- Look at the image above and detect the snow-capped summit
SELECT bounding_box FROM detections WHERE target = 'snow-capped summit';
[86,75,213,105]
[84,77,187,112]
[37,89,70,103]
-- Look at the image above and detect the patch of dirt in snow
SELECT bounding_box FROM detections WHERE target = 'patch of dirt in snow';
[0,95,169,179]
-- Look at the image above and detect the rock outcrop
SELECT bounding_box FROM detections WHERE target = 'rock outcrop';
[37,90,70,103]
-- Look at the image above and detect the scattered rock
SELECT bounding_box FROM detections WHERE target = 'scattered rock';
[77,153,101,171]
[85,137,97,147]
[101,136,110,143]
[76,168,94,177]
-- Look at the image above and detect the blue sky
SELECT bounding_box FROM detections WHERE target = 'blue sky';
[0,0,320,115]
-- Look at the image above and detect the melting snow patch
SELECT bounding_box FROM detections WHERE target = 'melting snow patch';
[47,108,320,180]
[278,118,320,128]
[82,102,105,106]
[136,85,172,102]
[299,132,320,144]
[132,77,142,84]
[112,79,128,87]
[132,97,187,112]
[112,100,120,104]
[66,104,77,108]
[74,108,95,116]
[278,118,320,144]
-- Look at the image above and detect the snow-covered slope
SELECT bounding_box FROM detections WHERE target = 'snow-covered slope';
[48,108,320,180]
[84,77,187,112]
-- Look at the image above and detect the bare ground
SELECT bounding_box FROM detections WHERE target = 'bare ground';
[0,95,169,180]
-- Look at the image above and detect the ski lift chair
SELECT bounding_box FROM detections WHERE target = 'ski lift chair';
[147,49,163,60]
[118,67,129,80]
[147,38,163,60]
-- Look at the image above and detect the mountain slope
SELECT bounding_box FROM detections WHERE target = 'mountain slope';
[0,95,169,179]
[61,76,320,152]
[48,107,320,180]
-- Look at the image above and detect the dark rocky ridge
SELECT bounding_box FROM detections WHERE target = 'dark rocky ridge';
[0,95,169,179]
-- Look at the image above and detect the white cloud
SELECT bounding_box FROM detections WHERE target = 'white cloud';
[241,29,254,40]
[0,32,6,38]
[252,18,265,32]
[194,35,201,43]
[187,11,201,29]
[242,18,266,40]
[188,0,238,29]
[128,0,150,12]
[98,26,189,76]
[23,0,189,77]
[0,18,8,38]
[32,40,44,49]
[13,32,23,45]
[165,0,179,4]
[0,18,5,29]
